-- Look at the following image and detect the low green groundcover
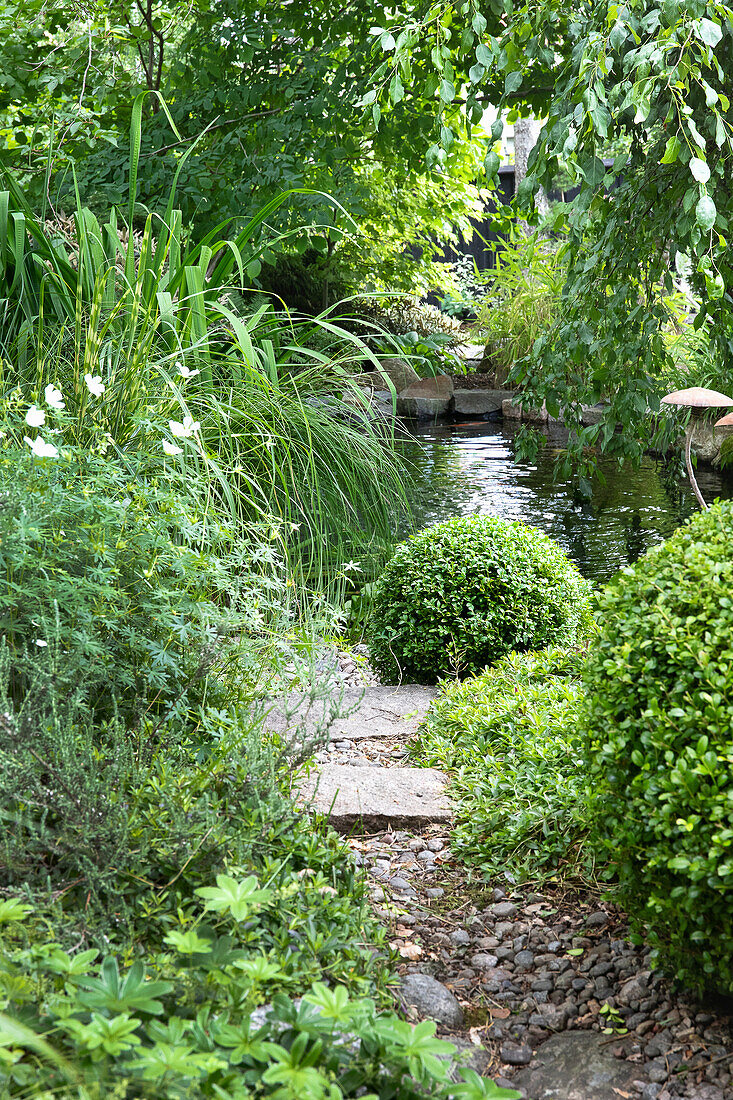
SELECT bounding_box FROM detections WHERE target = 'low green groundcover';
[413,647,590,883]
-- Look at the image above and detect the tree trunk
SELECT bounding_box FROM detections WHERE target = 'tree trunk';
[513,116,549,233]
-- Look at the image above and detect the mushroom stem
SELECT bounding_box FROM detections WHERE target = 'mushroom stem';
[685,427,707,510]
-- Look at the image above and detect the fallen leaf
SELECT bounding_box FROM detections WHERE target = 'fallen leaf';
[489,1006,510,1020]
[468,1027,484,1046]
[612,1091,633,1098]
[398,943,423,960]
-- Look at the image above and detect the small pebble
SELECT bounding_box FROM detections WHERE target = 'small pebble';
[449,929,471,947]
[500,1042,532,1066]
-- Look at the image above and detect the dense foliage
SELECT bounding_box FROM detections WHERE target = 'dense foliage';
[0,134,409,583]
[368,516,592,683]
[0,448,249,721]
[584,501,733,994]
[371,0,733,477]
[0,900,518,1098]
[476,237,566,385]
[413,648,591,883]
[0,0,489,295]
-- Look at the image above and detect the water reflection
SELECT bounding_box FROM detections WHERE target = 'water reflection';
[400,422,733,584]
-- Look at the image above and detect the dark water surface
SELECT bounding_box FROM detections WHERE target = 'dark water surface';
[400,421,733,584]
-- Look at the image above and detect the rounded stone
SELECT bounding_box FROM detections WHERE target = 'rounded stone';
[492,901,518,919]
[400,973,464,1028]
[449,929,471,947]
[500,1042,532,1066]
[515,950,535,968]
[470,952,498,970]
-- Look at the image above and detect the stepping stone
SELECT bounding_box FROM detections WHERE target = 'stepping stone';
[397,375,453,420]
[513,1031,641,1100]
[265,685,435,743]
[453,389,513,415]
[298,765,452,831]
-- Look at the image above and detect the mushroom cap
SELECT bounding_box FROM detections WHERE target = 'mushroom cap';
[715,411,733,427]
[661,386,733,408]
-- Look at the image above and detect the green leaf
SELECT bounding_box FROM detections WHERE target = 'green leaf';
[660,135,681,164]
[0,899,32,924]
[440,78,456,103]
[696,18,723,47]
[195,874,272,921]
[164,930,214,955]
[505,71,523,95]
[690,157,710,183]
[484,151,500,179]
[476,43,492,66]
[590,104,611,139]
[696,194,717,231]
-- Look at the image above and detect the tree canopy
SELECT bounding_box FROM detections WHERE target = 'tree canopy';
[370,0,733,471]
[0,0,492,294]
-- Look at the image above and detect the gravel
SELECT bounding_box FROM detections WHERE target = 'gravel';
[323,669,733,1099]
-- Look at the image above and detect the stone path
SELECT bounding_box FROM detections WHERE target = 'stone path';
[294,684,733,1100]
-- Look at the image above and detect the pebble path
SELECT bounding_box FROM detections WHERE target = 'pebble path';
[301,651,733,1100]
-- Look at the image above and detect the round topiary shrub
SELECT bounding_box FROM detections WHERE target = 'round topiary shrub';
[583,500,733,995]
[367,516,592,684]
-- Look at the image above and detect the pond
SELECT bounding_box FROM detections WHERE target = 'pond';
[401,420,733,584]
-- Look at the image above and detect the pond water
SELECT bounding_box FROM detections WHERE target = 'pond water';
[400,421,733,584]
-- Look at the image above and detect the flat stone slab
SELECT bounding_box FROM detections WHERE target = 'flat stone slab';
[453,389,508,415]
[265,685,435,742]
[513,1032,641,1100]
[298,765,452,830]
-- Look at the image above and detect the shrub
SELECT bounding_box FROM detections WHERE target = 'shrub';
[583,500,733,994]
[368,516,592,684]
[257,248,349,314]
[474,237,565,383]
[0,446,252,723]
[413,648,591,883]
[0,894,519,1100]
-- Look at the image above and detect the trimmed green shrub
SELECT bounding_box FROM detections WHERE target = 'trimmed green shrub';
[584,500,733,994]
[413,647,592,883]
[368,516,592,684]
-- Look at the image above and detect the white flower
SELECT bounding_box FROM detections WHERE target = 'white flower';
[168,415,200,439]
[24,435,59,459]
[84,373,106,397]
[44,383,65,411]
[162,439,183,456]
[24,405,45,427]
[177,363,200,380]
[35,639,48,647]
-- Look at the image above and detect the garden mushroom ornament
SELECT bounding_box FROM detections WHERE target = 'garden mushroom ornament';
[661,387,733,509]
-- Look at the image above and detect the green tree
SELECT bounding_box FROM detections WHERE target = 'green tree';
[0,0,491,296]
[374,0,733,476]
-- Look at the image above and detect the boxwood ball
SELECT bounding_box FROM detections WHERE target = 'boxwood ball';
[368,515,592,684]
[584,500,733,995]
